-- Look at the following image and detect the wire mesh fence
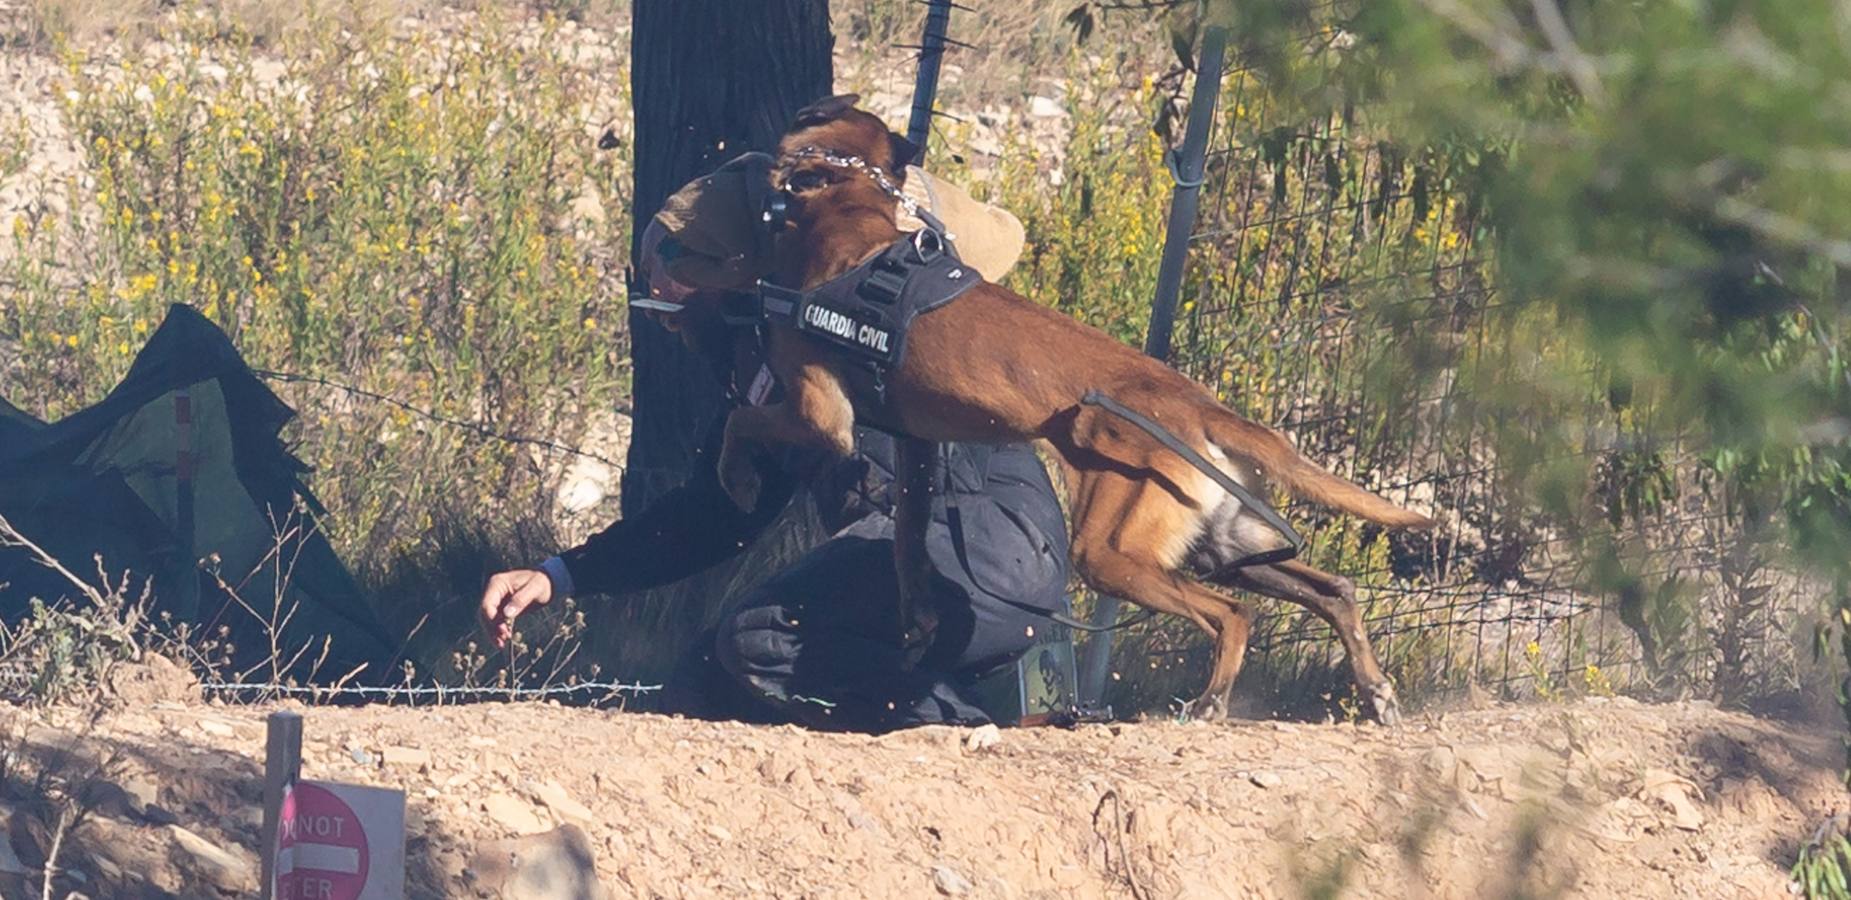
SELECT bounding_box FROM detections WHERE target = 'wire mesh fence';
[1095,26,1820,715]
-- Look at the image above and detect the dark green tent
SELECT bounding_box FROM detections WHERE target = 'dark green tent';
[0,305,395,681]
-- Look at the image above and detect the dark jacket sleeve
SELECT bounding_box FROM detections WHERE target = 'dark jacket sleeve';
[556,414,799,596]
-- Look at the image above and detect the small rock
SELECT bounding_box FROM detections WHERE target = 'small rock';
[90,854,122,882]
[167,824,256,893]
[964,724,1003,753]
[469,824,611,900]
[105,653,201,706]
[1421,746,1459,782]
[351,747,377,766]
[484,793,548,836]
[703,824,733,843]
[933,864,973,896]
[121,776,160,813]
[197,718,235,737]
[382,746,433,769]
[1028,95,1065,118]
[1641,769,1705,832]
[531,780,596,826]
[1249,771,1283,789]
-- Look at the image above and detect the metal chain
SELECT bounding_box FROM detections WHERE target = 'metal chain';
[782,145,922,221]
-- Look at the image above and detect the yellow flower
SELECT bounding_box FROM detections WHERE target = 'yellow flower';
[305,186,317,202]
[118,341,131,355]
[133,319,149,334]
[582,316,597,331]
[65,334,79,348]
[1525,640,1542,657]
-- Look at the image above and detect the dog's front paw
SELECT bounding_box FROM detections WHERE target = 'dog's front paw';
[719,453,762,512]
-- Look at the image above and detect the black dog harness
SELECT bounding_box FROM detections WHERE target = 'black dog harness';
[745,222,979,373]
[735,145,1305,574]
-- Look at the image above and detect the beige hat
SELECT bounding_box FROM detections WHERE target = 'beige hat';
[653,152,1026,292]
[897,165,1026,283]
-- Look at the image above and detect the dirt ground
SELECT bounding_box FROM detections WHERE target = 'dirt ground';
[0,661,1841,899]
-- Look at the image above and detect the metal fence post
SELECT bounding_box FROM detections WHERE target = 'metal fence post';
[260,710,303,900]
[1078,24,1231,709]
[905,0,955,157]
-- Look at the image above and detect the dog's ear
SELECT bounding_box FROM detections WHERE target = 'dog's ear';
[792,94,861,129]
[888,132,921,170]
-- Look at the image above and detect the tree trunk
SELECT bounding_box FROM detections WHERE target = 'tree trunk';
[624,0,835,514]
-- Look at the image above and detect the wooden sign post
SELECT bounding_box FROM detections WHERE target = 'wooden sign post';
[260,710,408,900]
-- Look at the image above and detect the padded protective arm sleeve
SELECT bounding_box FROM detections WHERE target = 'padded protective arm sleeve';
[554,414,798,597]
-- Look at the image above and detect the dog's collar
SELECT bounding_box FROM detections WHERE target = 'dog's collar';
[777,145,928,227]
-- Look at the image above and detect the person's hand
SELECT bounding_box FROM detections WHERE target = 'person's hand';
[478,569,554,650]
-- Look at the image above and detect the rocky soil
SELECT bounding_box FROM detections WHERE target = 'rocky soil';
[0,657,1839,899]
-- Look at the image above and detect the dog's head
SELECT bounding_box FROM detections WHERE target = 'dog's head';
[766,95,920,268]
[645,96,919,354]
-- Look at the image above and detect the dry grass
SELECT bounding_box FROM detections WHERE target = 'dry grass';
[14,0,160,48]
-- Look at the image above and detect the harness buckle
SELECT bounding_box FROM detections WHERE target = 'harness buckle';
[756,280,805,324]
[909,227,945,264]
[858,265,908,305]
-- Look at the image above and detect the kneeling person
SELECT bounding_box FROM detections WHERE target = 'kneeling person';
[478,156,1068,732]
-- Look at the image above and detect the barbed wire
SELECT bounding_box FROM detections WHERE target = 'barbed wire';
[199,679,661,701]
[253,369,628,469]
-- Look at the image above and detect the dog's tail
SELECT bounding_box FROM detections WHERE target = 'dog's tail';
[1202,404,1435,529]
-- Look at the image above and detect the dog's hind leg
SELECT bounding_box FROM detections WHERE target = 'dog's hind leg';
[1066,471,1255,721]
[1207,560,1401,725]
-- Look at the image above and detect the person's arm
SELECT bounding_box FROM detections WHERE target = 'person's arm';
[480,413,797,648]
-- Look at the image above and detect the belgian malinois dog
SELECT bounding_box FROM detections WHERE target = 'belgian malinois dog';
[704,95,1433,722]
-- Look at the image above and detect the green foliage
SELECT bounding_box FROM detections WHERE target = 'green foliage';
[1290,0,1851,566]
[4,596,142,705]
[1795,826,1851,900]
[2,6,631,576]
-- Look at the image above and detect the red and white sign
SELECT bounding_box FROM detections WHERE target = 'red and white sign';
[273,780,404,900]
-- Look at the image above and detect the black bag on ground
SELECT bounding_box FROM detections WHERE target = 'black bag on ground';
[0,305,395,681]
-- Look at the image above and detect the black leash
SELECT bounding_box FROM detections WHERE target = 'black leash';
[1079,390,1303,569]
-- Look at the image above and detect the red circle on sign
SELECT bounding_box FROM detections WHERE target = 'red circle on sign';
[275,782,369,900]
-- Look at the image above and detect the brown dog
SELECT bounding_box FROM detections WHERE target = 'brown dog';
[702,95,1433,722]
